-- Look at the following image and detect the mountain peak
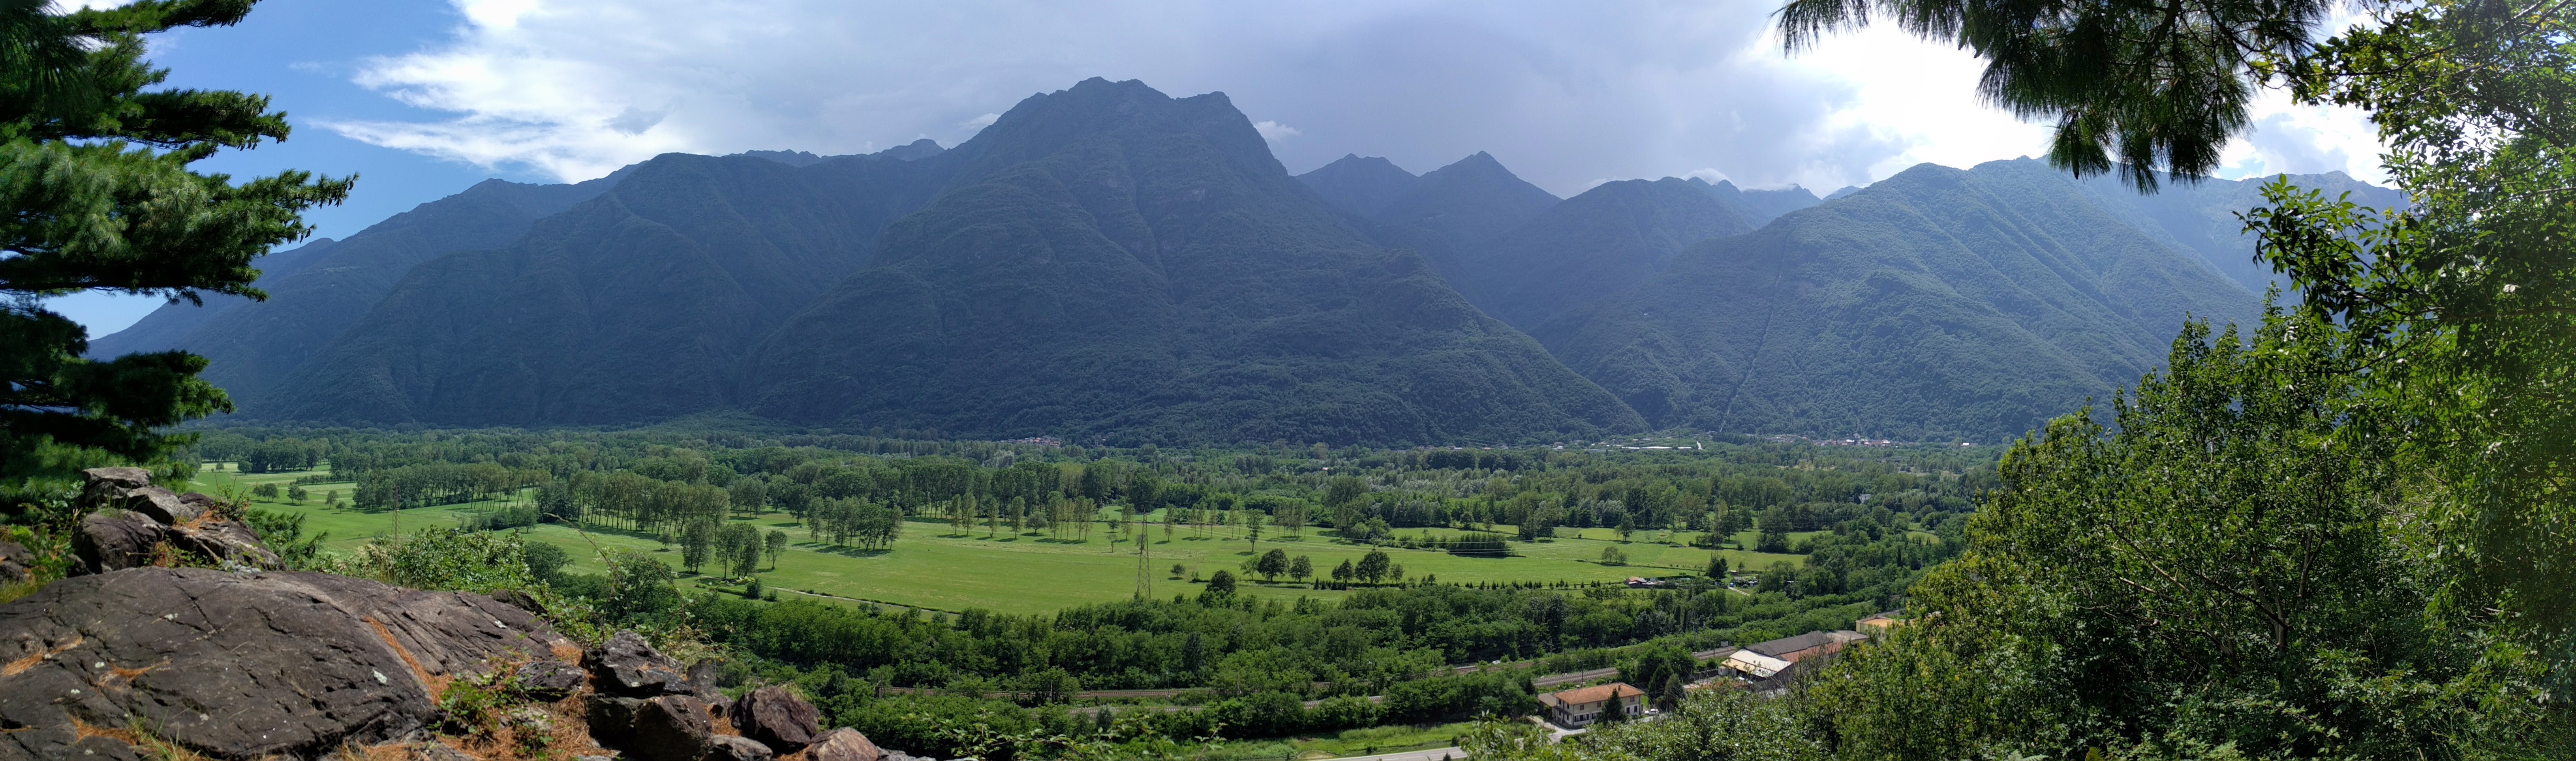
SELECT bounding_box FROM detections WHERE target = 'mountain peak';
[878,138,944,161]
[1297,154,1421,216]
[947,78,1279,183]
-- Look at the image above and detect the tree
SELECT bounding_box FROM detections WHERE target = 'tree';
[1,0,351,484]
[1255,548,1288,581]
[1204,569,1237,598]
[730,477,768,517]
[679,518,716,573]
[763,529,788,570]
[1331,559,1354,584]
[1323,476,1366,510]
[1355,550,1391,585]
[1169,562,1186,579]
[1796,313,2549,757]
[723,522,763,577]
[1779,0,2576,661]
[1705,555,1727,581]
[1780,0,2324,189]
[1624,645,1696,711]
[1289,555,1312,585]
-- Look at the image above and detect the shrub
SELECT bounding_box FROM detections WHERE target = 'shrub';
[1207,691,1306,739]
[1307,694,1381,732]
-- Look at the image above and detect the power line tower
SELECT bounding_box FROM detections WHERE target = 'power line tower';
[1134,529,1151,600]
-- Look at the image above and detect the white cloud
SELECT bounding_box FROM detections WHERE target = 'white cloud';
[1253,120,1301,141]
[329,0,2388,192]
[2217,95,2386,184]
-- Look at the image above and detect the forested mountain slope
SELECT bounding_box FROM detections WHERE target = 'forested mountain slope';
[265,148,958,425]
[745,79,1642,444]
[1464,177,1757,331]
[122,76,2380,446]
[1333,152,1560,283]
[249,79,1636,444]
[91,176,621,402]
[2070,169,2407,292]
[1694,178,1822,226]
[1535,158,2261,442]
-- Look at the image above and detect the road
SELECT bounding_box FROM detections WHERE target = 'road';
[884,645,1744,703]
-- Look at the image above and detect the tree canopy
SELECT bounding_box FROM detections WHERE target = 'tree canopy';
[0,0,347,484]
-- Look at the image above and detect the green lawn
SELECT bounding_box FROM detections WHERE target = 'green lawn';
[191,465,520,547]
[1286,722,1473,758]
[1193,722,1473,761]
[208,465,1805,617]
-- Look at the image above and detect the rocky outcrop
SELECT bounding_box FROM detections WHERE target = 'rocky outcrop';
[0,568,571,760]
[72,510,166,574]
[729,685,820,753]
[806,728,885,761]
[705,735,777,761]
[78,467,151,500]
[0,540,32,586]
[585,694,711,761]
[516,660,589,701]
[167,519,278,568]
[120,486,202,525]
[586,630,695,697]
[68,468,280,576]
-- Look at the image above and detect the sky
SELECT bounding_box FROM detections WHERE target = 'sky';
[51,0,2387,334]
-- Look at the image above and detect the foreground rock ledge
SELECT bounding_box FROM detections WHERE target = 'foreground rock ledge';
[0,567,568,761]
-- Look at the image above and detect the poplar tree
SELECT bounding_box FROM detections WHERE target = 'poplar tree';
[2,0,349,482]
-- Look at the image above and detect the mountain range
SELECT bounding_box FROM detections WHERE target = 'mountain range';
[102,77,2398,444]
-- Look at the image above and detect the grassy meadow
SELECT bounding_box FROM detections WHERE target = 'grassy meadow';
[193,464,1803,617]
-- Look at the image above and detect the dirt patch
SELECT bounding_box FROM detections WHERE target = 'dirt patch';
[2,633,81,677]
[363,616,450,695]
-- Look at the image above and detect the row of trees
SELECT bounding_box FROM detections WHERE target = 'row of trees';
[677,520,787,577]
[351,461,548,511]
[1228,548,1404,587]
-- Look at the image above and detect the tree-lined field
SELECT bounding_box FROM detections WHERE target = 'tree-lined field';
[196,465,1813,616]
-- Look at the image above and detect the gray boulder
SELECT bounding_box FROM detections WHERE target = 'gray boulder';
[808,729,932,761]
[0,567,569,760]
[71,511,165,575]
[689,658,728,702]
[81,466,152,488]
[728,685,820,753]
[705,735,777,761]
[0,540,34,586]
[586,630,694,697]
[516,660,590,701]
[122,486,201,525]
[585,694,710,761]
[806,728,885,761]
[79,467,152,505]
[169,520,280,570]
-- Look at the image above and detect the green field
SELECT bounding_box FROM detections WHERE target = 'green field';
[196,465,1803,617]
